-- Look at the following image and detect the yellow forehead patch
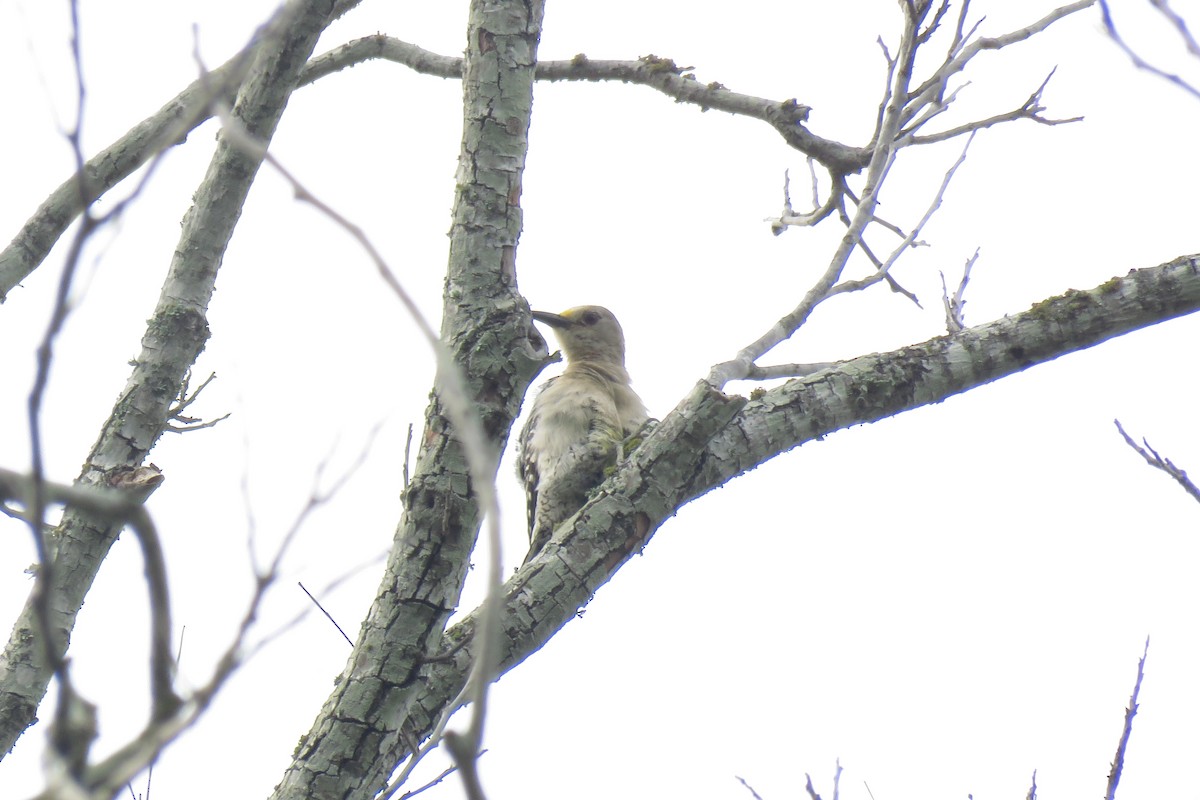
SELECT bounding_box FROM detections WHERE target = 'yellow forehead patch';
[559,305,610,320]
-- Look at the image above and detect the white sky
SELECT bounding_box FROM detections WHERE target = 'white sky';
[2,1,1199,799]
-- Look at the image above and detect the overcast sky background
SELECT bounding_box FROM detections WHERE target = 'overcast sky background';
[2,1,1200,798]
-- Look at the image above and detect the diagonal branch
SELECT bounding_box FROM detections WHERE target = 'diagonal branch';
[0,0,350,762]
[1099,0,1200,100]
[1105,637,1150,800]
[827,131,976,300]
[0,41,253,303]
[0,3,364,303]
[1114,420,1200,504]
[370,252,1200,776]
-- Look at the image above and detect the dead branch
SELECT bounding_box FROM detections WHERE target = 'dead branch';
[1105,637,1150,800]
[1114,419,1200,504]
[214,104,509,795]
[0,0,351,767]
[166,370,231,432]
[298,582,353,646]
[709,2,1093,387]
[941,248,980,332]
[707,1,928,386]
[904,69,1082,146]
[827,131,976,304]
[3,3,1095,306]
[1099,0,1200,100]
[736,776,766,800]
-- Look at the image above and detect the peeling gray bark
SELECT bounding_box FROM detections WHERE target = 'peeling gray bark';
[267,2,547,799]
[0,0,343,761]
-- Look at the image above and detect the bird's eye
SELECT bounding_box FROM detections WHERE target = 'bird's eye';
[581,311,601,325]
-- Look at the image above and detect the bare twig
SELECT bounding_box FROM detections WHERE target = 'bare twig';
[25,0,100,700]
[1105,637,1150,800]
[805,773,823,800]
[909,70,1082,147]
[708,2,928,386]
[211,95,508,800]
[947,0,981,62]
[724,80,985,386]
[735,776,765,800]
[1148,0,1200,55]
[916,1,953,46]
[743,362,836,380]
[166,371,231,432]
[442,733,487,800]
[0,39,259,302]
[73,432,376,797]
[416,632,474,665]
[1099,0,1200,100]
[396,757,475,800]
[298,582,353,646]
[830,130,976,302]
[907,1,1097,110]
[768,162,839,233]
[246,549,386,662]
[1114,420,1200,503]
[941,248,980,332]
[22,0,188,750]
[17,5,360,790]
[4,3,1096,304]
[0,465,178,728]
[402,422,415,495]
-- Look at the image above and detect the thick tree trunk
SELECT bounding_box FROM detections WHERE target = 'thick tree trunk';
[267,2,546,799]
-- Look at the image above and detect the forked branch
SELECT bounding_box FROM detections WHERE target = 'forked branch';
[709,1,1093,387]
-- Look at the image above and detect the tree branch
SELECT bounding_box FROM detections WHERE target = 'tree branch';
[267,2,547,798]
[1099,0,1200,100]
[375,253,1200,767]
[1,3,1096,302]
[0,0,347,761]
[299,39,867,172]
[706,1,929,386]
[1114,420,1200,504]
[1105,637,1149,800]
[0,41,253,302]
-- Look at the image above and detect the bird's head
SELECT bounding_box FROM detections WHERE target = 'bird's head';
[531,305,627,366]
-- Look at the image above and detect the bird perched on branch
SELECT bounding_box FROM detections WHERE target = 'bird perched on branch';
[517,306,649,564]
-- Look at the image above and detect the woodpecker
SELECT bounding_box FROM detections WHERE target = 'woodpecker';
[517,306,649,563]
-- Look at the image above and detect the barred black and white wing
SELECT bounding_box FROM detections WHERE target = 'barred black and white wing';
[516,376,554,553]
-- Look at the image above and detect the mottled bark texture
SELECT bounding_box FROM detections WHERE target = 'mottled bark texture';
[352,254,1200,750]
[267,3,547,799]
[0,0,343,761]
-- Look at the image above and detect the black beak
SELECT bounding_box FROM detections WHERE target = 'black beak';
[531,310,570,329]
